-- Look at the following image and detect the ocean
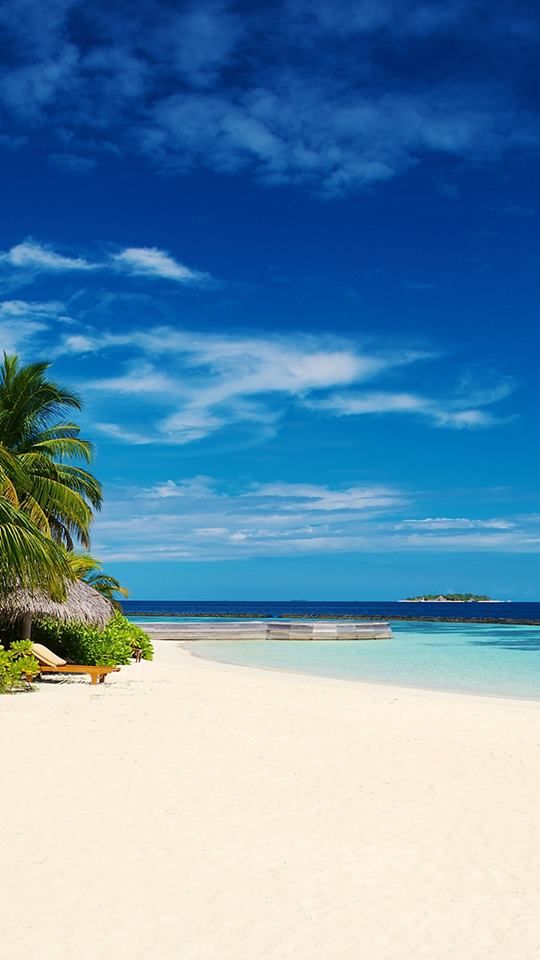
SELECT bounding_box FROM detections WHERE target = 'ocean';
[122,599,540,624]
[123,600,540,700]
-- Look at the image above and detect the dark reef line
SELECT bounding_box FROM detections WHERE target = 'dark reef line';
[127,611,540,626]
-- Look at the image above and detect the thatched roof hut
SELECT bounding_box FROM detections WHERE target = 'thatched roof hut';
[0,580,114,636]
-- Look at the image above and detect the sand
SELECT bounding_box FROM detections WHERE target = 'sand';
[2,640,540,959]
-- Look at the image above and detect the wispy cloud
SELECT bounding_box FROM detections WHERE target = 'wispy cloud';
[95,475,410,561]
[0,240,95,272]
[93,422,154,445]
[0,1,538,195]
[310,381,515,429]
[92,475,540,562]
[145,78,536,196]
[141,477,216,499]
[0,285,515,444]
[0,298,68,352]
[60,323,514,441]
[111,247,210,283]
[0,239,210,284]
[77,327,444,443]
[253,483,404,511]
[85,363,178,396]
[0,298,66,319]
[396,517,515,530]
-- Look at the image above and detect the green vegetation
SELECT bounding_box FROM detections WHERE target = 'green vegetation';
[0,353,103,599]
[405,593,492,602]
[0,355,102,550]
[67,553,129,606]
[0,641,39,693]
[0,491,70,597]
[0,352,144,690]
[31,613,153,667]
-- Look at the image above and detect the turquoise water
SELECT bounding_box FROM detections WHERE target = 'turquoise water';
[178,620,540,700]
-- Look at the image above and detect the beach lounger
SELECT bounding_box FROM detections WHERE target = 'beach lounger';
[30,642,120,685]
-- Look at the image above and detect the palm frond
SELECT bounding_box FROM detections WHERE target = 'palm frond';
[48,518,74,552]
[67,552,129,602]
[66,552,102,578]
[25,475,93,546]
[0,496,69,596]
[0,474,20,507]
[0,355,102,555]
[19,493,51,535]
[54,464,103,508]
[32,437,95,463]
[84,571,129,600]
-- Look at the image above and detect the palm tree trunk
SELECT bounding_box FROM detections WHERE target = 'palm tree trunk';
[19,612,33,640]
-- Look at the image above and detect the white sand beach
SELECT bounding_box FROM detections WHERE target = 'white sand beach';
[2,640,540,959]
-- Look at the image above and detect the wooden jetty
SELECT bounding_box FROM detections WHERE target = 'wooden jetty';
[142,621,392,641]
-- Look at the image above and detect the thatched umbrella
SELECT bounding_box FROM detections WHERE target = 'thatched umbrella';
[0,580,114,639]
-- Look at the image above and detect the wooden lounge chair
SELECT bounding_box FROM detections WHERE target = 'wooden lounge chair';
[31,643,120,685]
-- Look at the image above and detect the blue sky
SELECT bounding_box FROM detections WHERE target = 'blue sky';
[1,0,540,599]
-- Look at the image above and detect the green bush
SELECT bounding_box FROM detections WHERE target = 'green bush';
[32,613,153,667]
[31,618,125,666]
[0,640,39,693]
[104,613,154,661]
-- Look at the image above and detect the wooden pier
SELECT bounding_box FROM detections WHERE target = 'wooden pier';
[142,621,392,641]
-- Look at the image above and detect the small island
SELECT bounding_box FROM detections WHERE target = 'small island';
[400,593,504,602]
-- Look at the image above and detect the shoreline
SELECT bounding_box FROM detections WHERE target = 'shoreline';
[180,640,540,704]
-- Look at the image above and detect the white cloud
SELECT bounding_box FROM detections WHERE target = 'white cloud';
[0,239,210,284]
[95,474,407,560]
[0,298,67,352]
[0,298,65,318]
[92,475,540,562]
[314,391,427,415]
[254,482,404,511]
[0,318,46,353]
[0,300,67,329]
[159,407,226,444]
[85,363,177,396]
[59,334,105,354]
[312,384,513,429]
[111,246,209,283]
[146,85,517,194]
[396,517,515,530]
[434,408,496,428]
[0,240,95,271]
[93,422,153,445]
[77,327,437,443]
[0,294,513,444]
[0,2,537,195]
[141,477,216,499]
[60,322,513,442]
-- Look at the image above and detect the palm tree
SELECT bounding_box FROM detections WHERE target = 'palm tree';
[0,445,69,596]
[67,553,129,608]
[0,354,102,549]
